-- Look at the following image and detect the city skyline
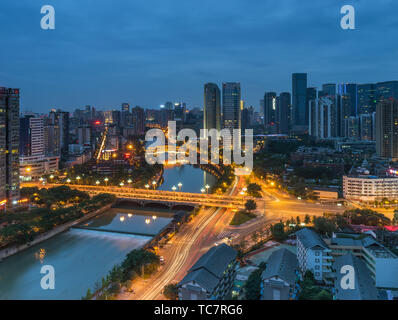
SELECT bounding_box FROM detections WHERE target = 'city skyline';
[1,0,398,112]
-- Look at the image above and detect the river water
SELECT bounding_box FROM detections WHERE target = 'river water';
[0,165,215,300]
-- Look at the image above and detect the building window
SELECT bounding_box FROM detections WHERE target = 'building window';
[315,251,320,256]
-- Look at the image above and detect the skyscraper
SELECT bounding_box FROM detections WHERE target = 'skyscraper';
[358,83,377,114]
[263,92,277,133]
[306,87,317,126]
[309,96,338,139]
[376,99,398,159]
[49,110,70,158]
[132,106,146,135]
[320,83,336,97]
[292,73,307,127]
[203,83,221,131]
[278,92,291,134]
[376,81,398,103]
[19,114,34,156]
[338,83,358,116]
[222,82,241,148]
[0,87,20,207]
[359,113,373,141]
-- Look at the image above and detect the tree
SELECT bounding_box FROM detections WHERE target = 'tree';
[243,263,266,300]
[313,217,336,236]
[245,200,257,213]
[247,183,262,197]
[163,284,179,300]
[393,210,398,225]
[304,214,311,225]
[270,222,286,241]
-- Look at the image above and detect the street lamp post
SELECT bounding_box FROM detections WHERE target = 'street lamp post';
[95,180,100,186]
[201,188,205,195]
[76,176,81,184]
[152,180,157,190]
[127,179,132,187]
[104,177,109,186]
[205,184,210,194]
[178,182,182,191]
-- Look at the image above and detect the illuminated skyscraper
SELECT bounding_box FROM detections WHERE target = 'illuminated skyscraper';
[0,87,20,207]
[222,82,241,148]
[376,99,398,159]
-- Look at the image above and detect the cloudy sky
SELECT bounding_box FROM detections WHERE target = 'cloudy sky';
[0,0,397,113]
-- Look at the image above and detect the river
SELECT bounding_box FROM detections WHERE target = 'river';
[0,165,216,300]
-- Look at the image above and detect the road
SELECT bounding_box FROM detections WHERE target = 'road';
[119,174,348,300]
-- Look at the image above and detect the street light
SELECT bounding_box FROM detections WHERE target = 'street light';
[172,185,177,192]
[127,179,132,187]
[104,177,109,186]
[76,176,81,184]
[145,218,151,224]
[66,178,71,184]
[120,182,125,187]
[178,182,182,191]
[205,184,210,194]
[95,180,100,186]
[152,180,157,190]
[145,184,150,190]
[201,188,205,194]
[152,215,157,220]
[49,175,54,181]
[243,187,247,192]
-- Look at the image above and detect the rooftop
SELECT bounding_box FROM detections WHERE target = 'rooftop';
[261,248,297,285]
[295,228,328,250]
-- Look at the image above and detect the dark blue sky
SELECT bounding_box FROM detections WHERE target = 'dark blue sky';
[1,0,397,113]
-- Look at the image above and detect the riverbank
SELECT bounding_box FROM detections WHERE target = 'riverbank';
[0,203,114,261]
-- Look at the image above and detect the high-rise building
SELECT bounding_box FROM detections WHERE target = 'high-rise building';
[338,94,351,137]
[309,96,338,139]
[320,83,336,97]
[306,88,317,126]
[121,103,130,112]
[44,122,60,156]
[292,73,307,126]
[359,113,373,141]
[345,116,360,140]
[376,81,398,103]
[0,87,20,207]
[222,83,241,148]
[376,99,398,159]
[132,106,146,135]
[19,114,34,156]
[338,83,358,116]
[278,92,291,134]
[203,83,221,131]
[358,83,377,114]
[29,117,45,156]
[49,110,70,158]
[264,92,277,133]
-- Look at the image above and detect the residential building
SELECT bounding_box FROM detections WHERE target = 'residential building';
[325,233,398,289]
[0,87,20,207]
[332,253,379,300]
[261,248,298,300]
[131,106,145,135]
[343,175,398,202]
[178,244,237,300]
[295,228,333,282]
[278,92,291,134]
[376,99,398,159]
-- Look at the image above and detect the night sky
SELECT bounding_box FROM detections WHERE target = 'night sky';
[0,0,397,113]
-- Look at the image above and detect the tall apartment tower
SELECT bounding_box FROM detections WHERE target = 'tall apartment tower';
[0,87,20,207]
[29,117,45,156]
[222,82,241,149]
[376,99,398,159]
[292,73,307,127]
[203,83,221,131]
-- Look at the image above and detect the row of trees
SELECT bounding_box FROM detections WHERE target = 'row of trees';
[83,249,160,300]
[0,187,116,248]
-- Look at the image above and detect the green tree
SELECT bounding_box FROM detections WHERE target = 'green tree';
[245,200,257,213]
[304,214,311,225]
[313,217,336,236]
[271,222,286,241]
[163,284,179,300]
